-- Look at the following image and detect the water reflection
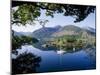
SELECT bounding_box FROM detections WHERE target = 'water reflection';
[84,47,96,62]
[12,45,96,74]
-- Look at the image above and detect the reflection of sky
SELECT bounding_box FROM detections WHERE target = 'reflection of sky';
[12,9,96,32]
[12,45,96,71]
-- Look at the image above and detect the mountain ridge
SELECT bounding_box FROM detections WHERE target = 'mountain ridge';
[13,25,96,40]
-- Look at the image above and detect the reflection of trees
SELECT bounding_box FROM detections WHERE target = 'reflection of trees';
[84,45,96,60]
[12,52,41,74]
[12,35,40,74]
[12,35,38,55]
[12,31,40,74]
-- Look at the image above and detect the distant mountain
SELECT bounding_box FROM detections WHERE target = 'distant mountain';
[32,26,61,39]
[13,31,22,36]
[52,25,82,37]
[32,25,96,40]
[13,25,96,41]
[13,31,32,37]
[83,27,96,33]
[19,32,32,36]
[60,25,82,32]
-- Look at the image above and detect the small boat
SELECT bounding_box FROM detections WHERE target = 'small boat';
[57,50,66,54]
[73,48,75,51]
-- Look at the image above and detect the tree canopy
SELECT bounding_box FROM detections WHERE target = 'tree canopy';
[12,1,96,26]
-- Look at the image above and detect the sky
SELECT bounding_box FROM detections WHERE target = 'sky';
[12,8,96,32]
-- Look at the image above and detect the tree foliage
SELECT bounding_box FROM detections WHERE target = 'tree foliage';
[12,35,38,51]
[12,52,41,74]
[12,1,96,25]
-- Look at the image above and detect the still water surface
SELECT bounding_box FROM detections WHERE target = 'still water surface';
[12,45,96,72]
